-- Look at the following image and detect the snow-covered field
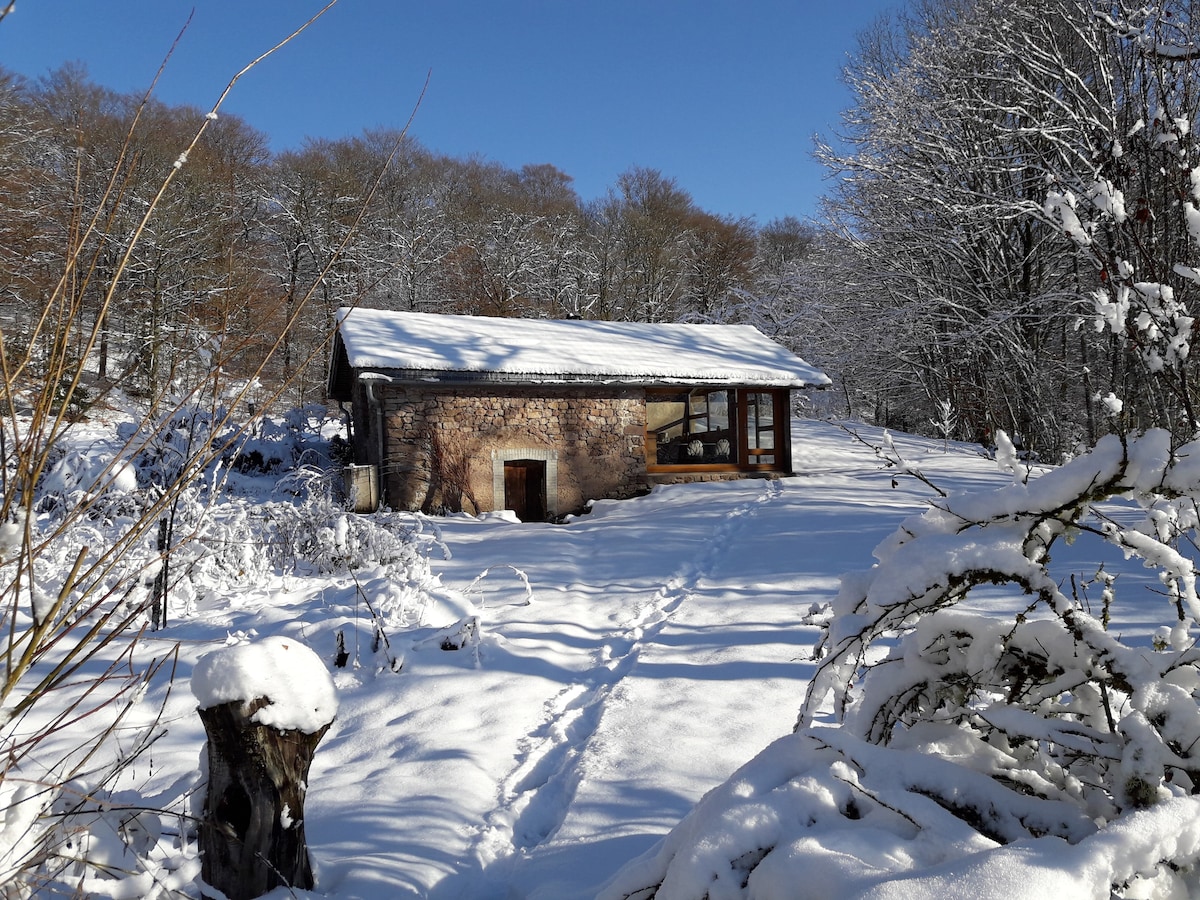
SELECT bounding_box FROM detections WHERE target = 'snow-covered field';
[22,415,1184,898]
[308,423,946,899]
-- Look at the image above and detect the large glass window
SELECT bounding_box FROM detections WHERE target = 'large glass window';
[646,388,787,470]
[647,389,733,464]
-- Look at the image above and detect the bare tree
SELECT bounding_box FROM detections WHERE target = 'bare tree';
[815,0,1131,453]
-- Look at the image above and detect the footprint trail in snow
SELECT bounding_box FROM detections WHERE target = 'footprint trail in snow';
[471,479,786,870]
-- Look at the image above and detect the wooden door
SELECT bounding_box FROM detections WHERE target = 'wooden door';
[504,460,546,521]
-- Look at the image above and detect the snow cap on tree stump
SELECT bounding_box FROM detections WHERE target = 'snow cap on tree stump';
[191,635,337,733]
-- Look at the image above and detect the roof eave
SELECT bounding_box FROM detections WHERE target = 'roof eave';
[345,367,821,389]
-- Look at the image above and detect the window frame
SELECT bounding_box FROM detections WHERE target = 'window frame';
[644,387,790,474]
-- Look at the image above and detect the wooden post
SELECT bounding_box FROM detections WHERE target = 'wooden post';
[198,696,331,899]
[192,636,337,898]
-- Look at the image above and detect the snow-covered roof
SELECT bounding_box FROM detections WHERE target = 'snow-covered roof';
[332,308,829,388]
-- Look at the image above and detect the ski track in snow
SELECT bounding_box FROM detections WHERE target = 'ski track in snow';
[472,479,786,870]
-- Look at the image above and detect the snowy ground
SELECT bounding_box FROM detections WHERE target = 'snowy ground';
[93,419,1011,899]
[29,417,1169,898]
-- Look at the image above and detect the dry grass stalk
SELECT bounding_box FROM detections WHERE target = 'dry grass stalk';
[0,2,426,891]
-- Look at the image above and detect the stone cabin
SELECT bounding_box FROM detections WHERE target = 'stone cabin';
[326,308,829,520]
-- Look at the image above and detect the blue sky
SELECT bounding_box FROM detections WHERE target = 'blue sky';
[0,1,898,223]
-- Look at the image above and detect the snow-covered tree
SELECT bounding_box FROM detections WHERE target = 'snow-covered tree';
[1040,3,1200,439]
[603,427,1200,899]
[815,0,1182,454]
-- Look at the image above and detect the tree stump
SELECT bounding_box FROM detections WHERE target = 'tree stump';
[191,636,338,900]
[198,698,331,899]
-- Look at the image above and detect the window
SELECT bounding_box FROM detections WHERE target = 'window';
[744,391,777,466]
[647,389,732,465]
[645,388,788,472]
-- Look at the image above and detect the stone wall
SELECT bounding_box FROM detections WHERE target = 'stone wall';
[377,384,648,517]
[646,471,781,487]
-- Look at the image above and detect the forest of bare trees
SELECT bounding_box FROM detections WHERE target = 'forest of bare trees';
[6,0,1200,462]
[0,61,814,416]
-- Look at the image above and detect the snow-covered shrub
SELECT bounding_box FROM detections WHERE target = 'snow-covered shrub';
[929,398,956,451]
[38,446,138,504]
[34,442,143,528]
[0,406,383,892]
[266,467,402,571]
[28,406,438,628]
[117,402,330,492]
[121,406,222,491]
[224,404,335,476]
[263,466,440,623]
[604,429,1200,899]
[6,773,202,898]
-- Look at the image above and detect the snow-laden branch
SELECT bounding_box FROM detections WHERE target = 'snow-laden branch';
[604,427,1200,899]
